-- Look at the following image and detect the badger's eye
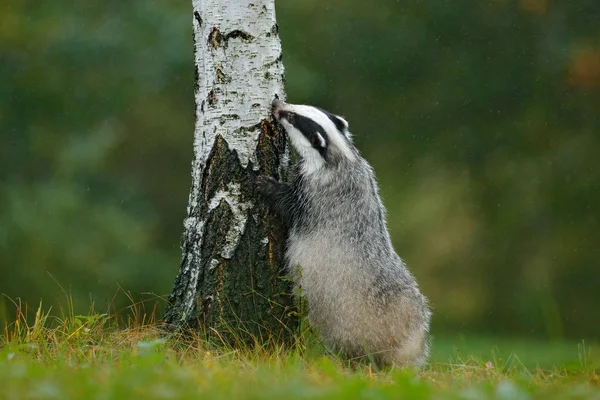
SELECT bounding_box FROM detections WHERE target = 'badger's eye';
[282,111,296,123]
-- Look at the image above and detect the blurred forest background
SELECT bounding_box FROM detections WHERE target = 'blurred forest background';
[1,0,598,341]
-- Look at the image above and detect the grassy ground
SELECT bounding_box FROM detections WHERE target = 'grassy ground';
[1,303,599,400]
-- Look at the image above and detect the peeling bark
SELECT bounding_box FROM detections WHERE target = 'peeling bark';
[164,0,295,344]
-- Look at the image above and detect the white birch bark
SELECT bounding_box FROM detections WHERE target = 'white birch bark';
[164,0,294,340]
[192,0,285,169]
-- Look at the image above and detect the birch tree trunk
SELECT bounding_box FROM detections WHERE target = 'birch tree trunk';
[164,0,295,344]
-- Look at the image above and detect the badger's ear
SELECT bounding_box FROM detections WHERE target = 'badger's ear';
[335,116,353,140]
[335,115,349,131]
[328,114,348,134]
[315,106,349,134]
[310,131,327,149]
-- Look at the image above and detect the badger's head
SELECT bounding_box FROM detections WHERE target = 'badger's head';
[271,99,356,173]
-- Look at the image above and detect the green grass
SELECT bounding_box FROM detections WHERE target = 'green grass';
[1,302,599,400]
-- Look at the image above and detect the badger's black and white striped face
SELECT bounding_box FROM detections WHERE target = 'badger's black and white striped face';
[272,99,356,173]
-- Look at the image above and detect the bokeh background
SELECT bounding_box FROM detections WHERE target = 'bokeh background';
[1,1,599,343]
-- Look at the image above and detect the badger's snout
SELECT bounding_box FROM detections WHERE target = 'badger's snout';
[271,99,296,125]
[271,98,283,108]
[271,98,286,119]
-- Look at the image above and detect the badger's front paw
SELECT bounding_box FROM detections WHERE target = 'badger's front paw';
[256,175,279,197]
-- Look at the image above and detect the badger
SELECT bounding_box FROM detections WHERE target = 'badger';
[257,99,431,367]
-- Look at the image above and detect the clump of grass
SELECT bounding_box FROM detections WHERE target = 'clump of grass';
[1,295,599,400]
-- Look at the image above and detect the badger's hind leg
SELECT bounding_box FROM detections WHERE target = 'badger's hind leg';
[392,345,429,369]
[376,328,429,368]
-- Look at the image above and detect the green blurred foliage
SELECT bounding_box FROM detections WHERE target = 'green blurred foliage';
[1,1,598,340]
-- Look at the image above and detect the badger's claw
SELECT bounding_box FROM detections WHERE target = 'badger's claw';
[256,175,279,197]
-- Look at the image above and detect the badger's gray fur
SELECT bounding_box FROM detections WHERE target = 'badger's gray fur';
[257,99,431,367]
